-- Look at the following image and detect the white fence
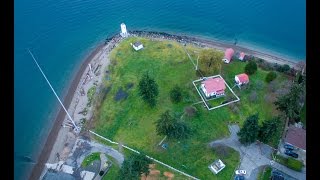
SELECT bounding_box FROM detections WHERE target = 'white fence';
[89,130,200,180]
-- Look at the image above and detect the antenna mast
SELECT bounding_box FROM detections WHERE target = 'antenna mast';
[27,49,81,133]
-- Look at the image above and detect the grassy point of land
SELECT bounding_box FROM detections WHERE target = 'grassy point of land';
[93,37,292,179]
[81,152,101,167]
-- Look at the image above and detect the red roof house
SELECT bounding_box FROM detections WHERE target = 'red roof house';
[201,77,226,98]
[222,48,234,63]
[235,73,249,85]
[284,125,306,151]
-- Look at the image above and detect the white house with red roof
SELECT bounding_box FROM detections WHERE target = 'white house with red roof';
[222,48,234,63]
[201,77,226,98]
[235,73,249,86]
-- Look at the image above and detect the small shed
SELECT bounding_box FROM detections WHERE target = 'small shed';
[235,73,249,86]
[208,159,226,174]
[131,41,143,51]
[222,48,234,63]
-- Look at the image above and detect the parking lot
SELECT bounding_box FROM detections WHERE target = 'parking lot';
[278,141,306,166]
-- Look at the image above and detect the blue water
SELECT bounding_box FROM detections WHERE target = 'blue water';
[14,0,305,179]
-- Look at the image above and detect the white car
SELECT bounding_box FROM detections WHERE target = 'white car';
[235,170,246,175]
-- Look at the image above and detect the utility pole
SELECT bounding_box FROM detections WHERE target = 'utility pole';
[27,49,81,133]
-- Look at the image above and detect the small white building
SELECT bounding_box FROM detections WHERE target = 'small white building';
[208,159,226,174]
[120,23,128,37]
[131,41,143,51]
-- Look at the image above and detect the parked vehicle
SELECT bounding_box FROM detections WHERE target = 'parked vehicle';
[234,175,245,180]
[235,170,247,175]
[284,149,298,158]
[284,144,294,150]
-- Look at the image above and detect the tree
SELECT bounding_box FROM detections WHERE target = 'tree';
[138,72,159,107]
[237,114,260,145]
[198,49,224,76]
[274,82,303,122]
[258,117,281,143]
[155,110,192,140]
[244,61,258,75]
[265,71,277,83]
[276,64,290,72]
[119,153,152,180]
[170,85,182,103]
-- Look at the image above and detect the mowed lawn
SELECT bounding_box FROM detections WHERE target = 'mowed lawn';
[93,37,289,179]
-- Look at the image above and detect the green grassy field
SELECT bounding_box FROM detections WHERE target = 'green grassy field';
[92,37,289,179]
[257,166,272,180]
[81,152,101,167]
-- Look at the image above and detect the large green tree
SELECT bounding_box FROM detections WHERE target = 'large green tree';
[274,82,304,122]
[155,110,192,140]
[258,117,281,143]
[237,114,260,145]
[244,60,258,75]
[198,49,223,76]
[119,153,152,180]
[138,72,159,107]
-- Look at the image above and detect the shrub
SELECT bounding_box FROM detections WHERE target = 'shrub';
[287,158,303,171]
[255,80,264,90]
[170,85,183,103]
[184,106,198,118]
[278,64,290,72]
[249,91,258,102]
[245,61,258,75]
[265,71,277,83]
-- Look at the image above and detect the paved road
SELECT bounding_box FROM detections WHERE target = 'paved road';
[209,124,306,180]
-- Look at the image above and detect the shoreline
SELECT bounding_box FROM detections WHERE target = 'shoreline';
[28,42,106,180]
[129,30,302,68]
[28,30,304,180]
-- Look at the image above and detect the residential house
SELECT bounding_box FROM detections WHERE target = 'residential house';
[201,77,226,98]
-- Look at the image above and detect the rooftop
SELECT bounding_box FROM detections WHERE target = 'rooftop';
[202,77,226,94]
[284,125,306,150]
[133,41,142,47]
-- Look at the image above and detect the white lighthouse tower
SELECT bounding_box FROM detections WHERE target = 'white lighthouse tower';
[120,23,128,37]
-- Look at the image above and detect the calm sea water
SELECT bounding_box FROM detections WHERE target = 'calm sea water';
[14,0,305,179]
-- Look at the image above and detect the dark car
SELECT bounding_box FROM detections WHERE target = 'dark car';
[284,144,294,150]
[234,175,245,180]
[284,149,298,158]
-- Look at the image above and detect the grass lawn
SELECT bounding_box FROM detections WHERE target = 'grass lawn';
[92,37,290,179]
[81,152,101,167]
[258,166,272,180]
[273,154,303,172]
[102,155,121,179]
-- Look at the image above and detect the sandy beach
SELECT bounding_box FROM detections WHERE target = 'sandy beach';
[28,31,303,180]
